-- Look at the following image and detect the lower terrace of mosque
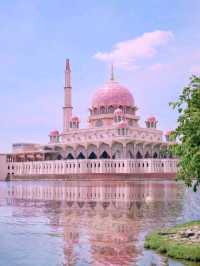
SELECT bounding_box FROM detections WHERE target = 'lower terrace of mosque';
[6,129,177,178]
[7,125,170,162]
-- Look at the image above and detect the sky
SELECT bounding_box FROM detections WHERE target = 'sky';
[0,0,200,152]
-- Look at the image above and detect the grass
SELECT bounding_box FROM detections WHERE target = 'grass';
[144,221,200,262]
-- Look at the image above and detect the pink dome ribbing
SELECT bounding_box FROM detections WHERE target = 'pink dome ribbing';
[91,80,134,108]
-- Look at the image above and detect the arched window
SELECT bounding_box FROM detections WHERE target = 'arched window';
[100,106,105,114]
[126,106,131,114]
[95,119,103,127]
[93,108,98,115]
[128,119,133,126]
[119,105,123,111]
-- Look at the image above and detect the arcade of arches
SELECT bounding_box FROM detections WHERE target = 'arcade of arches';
[44,142,171,161]
[7,142,172,163]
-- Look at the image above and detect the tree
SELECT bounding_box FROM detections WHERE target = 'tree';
[170,75,200,191]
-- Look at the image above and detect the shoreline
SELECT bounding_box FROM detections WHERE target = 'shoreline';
[145,221,200,262]
[7,172,176,181]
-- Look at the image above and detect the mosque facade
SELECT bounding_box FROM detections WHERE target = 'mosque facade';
[1,60,177,179]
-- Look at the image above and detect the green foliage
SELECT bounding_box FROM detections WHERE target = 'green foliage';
[169,75,200,191]
[144,221,200,262]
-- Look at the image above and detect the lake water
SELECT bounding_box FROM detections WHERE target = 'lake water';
[0,179,200,266]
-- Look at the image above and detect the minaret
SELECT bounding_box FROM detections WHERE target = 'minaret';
[63,59,73,131]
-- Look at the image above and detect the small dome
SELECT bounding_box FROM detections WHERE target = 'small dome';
[49,130,59,137]
[114,108,124,116]
[116,120,128,128]
[146,116,157,123]
[91,80,134,108]
[71,116,80,123]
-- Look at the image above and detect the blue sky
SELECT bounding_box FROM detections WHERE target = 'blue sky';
[0,0,200,152]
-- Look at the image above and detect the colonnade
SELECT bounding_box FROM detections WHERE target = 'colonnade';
[6,141,172,163]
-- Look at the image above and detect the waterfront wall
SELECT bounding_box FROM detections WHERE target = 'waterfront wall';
[7,159,178,179]
[0,154,8,180]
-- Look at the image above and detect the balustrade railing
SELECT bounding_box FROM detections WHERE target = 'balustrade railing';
[7,159,178,176]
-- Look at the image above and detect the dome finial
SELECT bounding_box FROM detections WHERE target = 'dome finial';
[110,63,114,81]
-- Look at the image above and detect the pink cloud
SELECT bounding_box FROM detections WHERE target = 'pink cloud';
[148,63,164,71]
[94,30,173,70]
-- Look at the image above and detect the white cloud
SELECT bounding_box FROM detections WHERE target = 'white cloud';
[94,30,173,70]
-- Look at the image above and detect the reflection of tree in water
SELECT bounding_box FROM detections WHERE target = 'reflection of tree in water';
[6,180,185,266]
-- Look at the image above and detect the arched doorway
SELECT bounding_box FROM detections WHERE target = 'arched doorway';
[127,150,134,158]
[87,144,98,159]
[112,150,122,159]
[77,152,85,159]
[57,154,62,160]
[66,153,74,160]
[99,143,110,158]
[115,150,121,159]
[88,152,97,159]
[112,142,123,159]
[153,152,158,158]
[136,151,143,159]
[76,145,86,159]
[45,153,53,160]
[144,152,150,158]
[100,151,110,159]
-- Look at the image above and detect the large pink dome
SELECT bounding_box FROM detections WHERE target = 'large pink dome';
[91,80,134,108]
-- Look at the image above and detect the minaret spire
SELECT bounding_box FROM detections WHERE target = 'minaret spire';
[110,63,114,81]
[63,59,73,131]
[65,59,71,87]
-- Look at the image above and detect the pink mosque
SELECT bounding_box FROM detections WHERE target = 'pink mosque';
[0,60,177,180]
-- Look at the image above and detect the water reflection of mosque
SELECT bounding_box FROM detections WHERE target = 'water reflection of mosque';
[7,181,184,266]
